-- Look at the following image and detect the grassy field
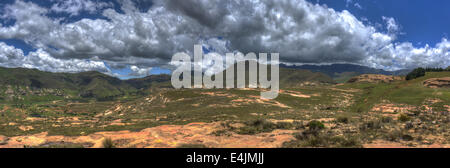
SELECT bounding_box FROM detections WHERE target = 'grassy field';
[0,72,448,148]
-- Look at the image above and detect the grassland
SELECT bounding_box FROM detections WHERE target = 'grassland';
[0,71,448,148]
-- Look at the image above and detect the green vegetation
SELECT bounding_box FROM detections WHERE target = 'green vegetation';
[336,116,349,123]
[102,137,115,148]
[236,119,296,135]
[406,68,426,80]
[308,120,325,130]
[398,114,411,122]
[0,66,448,148]
[406,67,450,80]
[177,144,208,148]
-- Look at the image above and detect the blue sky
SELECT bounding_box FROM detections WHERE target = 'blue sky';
[312,0,450,47]
[0,0,449,79]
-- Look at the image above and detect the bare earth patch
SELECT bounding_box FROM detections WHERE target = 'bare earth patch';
[279,90,311,98]
[363,140,450,148]
[371,103,417,119]
[423,77,450,88]
[0,122,296,148]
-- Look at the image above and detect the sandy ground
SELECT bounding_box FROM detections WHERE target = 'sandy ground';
[363,140,450,148]
[0,122,296,148]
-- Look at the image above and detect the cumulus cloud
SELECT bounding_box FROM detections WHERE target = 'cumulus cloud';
[130,65,152,76]
[0,0,448,76]
[382,16,400,38]
[50,0,113,16]
[0,42,110,73]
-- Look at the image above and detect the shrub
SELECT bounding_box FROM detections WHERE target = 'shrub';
[211,130,231,136]
[102,137,115,148]
[336,116,349,124]
[284,132,361,148]
[404,122,414,129]
[398,114,411,122]
[308,120,325,131]
[237,119,276,135]
[385,129,403,141]
[275,122,294,129]
[360,120,382,130]
[177,144,208,148]
[385,129,413,142]
[381,116,393,123]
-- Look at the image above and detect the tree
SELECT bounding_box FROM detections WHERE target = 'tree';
[405,67,426,80]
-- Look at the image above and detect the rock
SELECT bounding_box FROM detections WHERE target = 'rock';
[0,135,9,145]
[347,74,403,83]
[423,77,450,88]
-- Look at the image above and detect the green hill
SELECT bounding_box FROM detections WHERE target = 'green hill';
[0,62,335,102]
[213,61,335,88]
[0,67,169,102]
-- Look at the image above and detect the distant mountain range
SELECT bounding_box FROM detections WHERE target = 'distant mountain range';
[0,63,412,102]
[280,64,411,83]
[0,63,334,101]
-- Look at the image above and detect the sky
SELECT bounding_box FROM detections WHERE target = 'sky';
[0,0,449,79]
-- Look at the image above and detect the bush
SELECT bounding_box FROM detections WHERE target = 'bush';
[102,137,115,148]
[211,130,231,136]
[404,122,414,129]
[284,132,361,148]
[308,120,325,131]
[177,144,208,148]
[237,119,276,135]
[336,116,349,124]
[381,116,393,123]
[385,129,413,142]
[398,114,411,122]
[237,119,301,135]
[360,120,382,130]
[275,122,294,129]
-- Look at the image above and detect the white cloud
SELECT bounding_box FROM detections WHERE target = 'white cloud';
[382,16,400,38]
[50,0,113,16]
[0,42,110,73]
[0,0,448,76]
[354,3,362,9]
[130,65,152,77]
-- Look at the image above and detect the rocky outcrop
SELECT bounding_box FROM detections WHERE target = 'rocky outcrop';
[347,74,403,83]
[423,77,450,88]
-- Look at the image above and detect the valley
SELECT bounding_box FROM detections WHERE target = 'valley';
[0,67,449,148]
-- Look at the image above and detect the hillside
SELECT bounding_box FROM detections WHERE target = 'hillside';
[0,62,336,102]
[0,67,170,101]
[213,61,336,88]
[0,66,448,148]
[281,64,410,83]
[347,74,404,83]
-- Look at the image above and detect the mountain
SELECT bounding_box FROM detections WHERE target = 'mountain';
[125,74,172,89]
[214,61,336,88]
[0,62,337,102]
[280,63,411,83]
[0,67,170,101]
